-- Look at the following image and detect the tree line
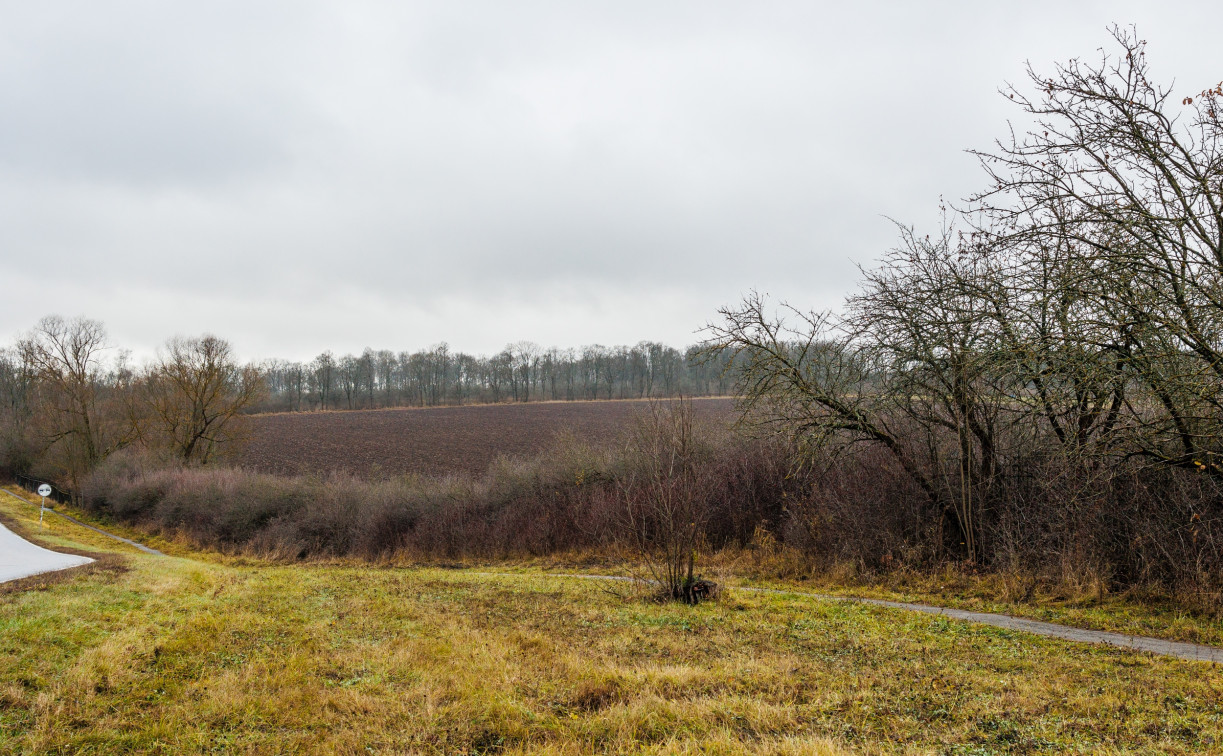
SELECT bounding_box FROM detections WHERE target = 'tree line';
[258,341,740,413]
[0,319,739,491]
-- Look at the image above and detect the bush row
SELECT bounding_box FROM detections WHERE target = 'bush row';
[77,428,799,561]
[72,426,1223,600]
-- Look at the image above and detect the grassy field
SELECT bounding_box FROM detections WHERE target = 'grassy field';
[2,493,1222,754]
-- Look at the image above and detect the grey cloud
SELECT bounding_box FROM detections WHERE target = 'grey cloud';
[1,0,1220,357]
[0,2,320,186]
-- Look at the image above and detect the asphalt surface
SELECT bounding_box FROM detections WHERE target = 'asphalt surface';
[0,520,93,583]
[768,590,1223,663]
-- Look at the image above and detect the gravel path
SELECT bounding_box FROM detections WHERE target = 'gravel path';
[0,520,93,583]
[752,587,1223,663]
[494,573,1223,663]
[1,489,164,557]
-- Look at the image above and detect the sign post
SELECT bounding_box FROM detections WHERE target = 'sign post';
[37,483,51,525]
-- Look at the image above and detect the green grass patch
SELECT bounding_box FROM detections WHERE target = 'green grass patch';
[1,495,1221,754]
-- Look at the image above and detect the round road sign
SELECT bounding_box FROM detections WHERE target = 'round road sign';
[37,484,52,498]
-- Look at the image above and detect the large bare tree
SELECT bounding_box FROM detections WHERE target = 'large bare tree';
[18,315,133,491]
[706,27,1223,561]
[970,24,1223,472]
[142,335,263,464]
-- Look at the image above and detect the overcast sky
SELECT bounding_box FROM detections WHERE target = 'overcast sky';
[2,1,1220,362]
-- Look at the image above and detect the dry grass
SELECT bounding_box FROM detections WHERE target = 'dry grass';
[2,495,1222,754]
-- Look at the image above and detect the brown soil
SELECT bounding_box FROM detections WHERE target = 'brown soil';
[241,397,738,478]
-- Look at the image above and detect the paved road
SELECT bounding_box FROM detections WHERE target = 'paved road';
[752,588,1223,663]
[0,521,93,583]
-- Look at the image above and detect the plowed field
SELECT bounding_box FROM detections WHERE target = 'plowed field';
[242,398,737,478]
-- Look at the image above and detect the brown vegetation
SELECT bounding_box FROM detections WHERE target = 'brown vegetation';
[2,319,263,490]
[77,408,797,564]
[59,396,1223,610]
[700,28,1223,604]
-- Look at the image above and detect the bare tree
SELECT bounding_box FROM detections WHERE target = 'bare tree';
[18,316,132,491]
[970,24,1223,472]
[141,335,263,465]
[507,341,540,402]
[619,398,718,603]
[338,354,359,409]
[311,351,336,409]
[705,26,1223,565]
[0,347,36,473]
